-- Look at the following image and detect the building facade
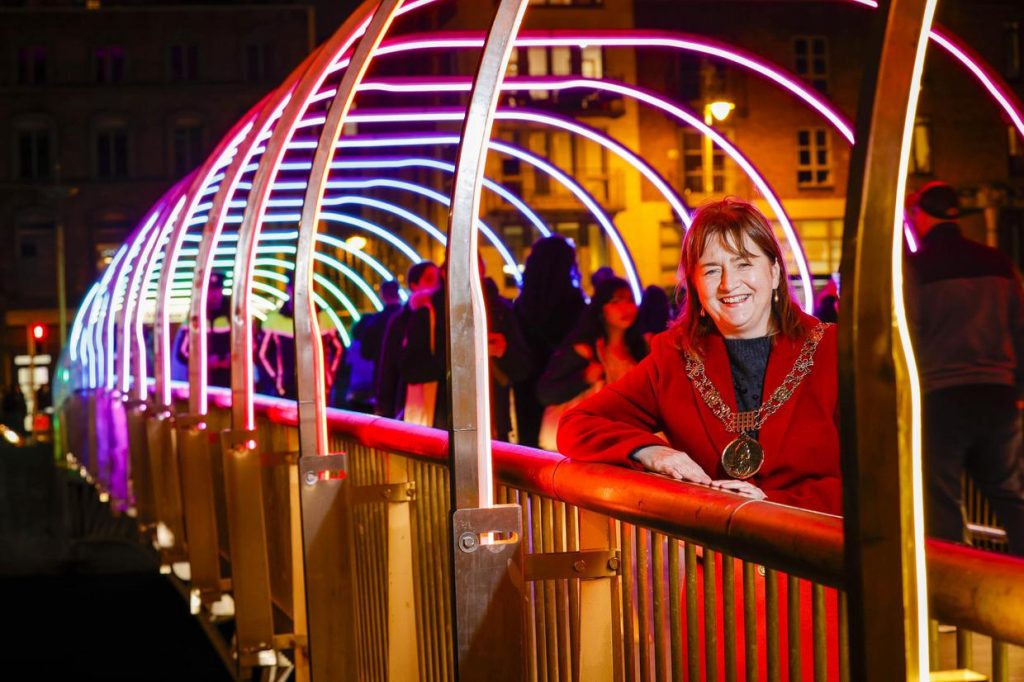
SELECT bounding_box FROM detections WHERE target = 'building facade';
[0,1,314,386]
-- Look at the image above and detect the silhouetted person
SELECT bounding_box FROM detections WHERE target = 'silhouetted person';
[375,262,441,419]
[513,236,586,446]
[636,285,671,344]
[176,272,232,388]
[906,181,1024,556]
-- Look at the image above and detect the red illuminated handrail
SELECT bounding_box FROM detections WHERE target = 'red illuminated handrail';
[221,389,1024,647]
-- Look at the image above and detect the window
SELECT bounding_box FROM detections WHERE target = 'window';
[659,221,683,282]
[1010,126,1024,177]
[95,120,129,179]
[910,117,932,175]
[1005,21,1021,81]
[797,129,832,188]
[95,46,125,83]
[508,45,603,80]
[17,46,48,85]
[15,211,57,298]
[168,43,198,81]
[796,219,843,275]
[680,129,726,194]
[245,42,274,82]
[793,37,828,92]
[171,116,204,176]
[14,121,53,180]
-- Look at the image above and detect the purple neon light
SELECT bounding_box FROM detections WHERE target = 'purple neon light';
[928,29,1024,139]
[366,31,855,144]
[356,78,812,309]
[345,106,692,226]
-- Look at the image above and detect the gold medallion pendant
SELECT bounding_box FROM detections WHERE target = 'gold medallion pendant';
[721,434,764,480]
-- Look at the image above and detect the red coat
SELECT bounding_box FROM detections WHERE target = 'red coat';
[557,314,841,515]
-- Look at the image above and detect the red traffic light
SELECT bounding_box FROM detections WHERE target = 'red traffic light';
[31,323,47,341]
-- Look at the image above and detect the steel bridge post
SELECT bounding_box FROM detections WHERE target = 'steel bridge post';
[839,0,936,678]
[445,1,531,679]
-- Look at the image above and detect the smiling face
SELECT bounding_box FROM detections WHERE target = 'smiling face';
[694,233,780,339]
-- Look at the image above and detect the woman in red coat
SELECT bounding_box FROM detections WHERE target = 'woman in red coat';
[558,198,840,515]
[558,198,841,680]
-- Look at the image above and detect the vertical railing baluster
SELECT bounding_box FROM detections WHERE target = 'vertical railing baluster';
[812,584,826,682]
[703,549,718,682]
[838,591,849,682]
[652,534,666,681]
[956,629,972,670]
[621,523,637,681]
[743,562,758,682]
[566,504,581,682]
[766,568,780,682]
[722,555,736,682]
[668,539,682,682]
[543,497,560,682]
[788,575,801,682]
[685,543,699,682]
[532,494,550,682]
[992,639,1008,682]
[637,530,652,682]
[555,501,571,681]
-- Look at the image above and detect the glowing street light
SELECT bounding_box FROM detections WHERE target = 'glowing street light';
[703,99,735,195]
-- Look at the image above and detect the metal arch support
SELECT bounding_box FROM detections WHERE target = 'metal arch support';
[218,0,380,671]
[188,52,321,418]
[229,1,379,433]
[153,96,271,411]
[127,193,188,401]
[838,0,934,678]
[445,0,530,679]
[291,0,405,679]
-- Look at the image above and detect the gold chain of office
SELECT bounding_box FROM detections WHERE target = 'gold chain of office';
[684,322,829,435]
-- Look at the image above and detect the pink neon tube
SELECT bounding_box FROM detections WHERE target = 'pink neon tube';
[358,76,815,310]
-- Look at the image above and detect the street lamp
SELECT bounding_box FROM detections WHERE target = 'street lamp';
[702,99,735,195]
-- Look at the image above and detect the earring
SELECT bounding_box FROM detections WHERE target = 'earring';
[773,288,779,304]
[699,306,706,318]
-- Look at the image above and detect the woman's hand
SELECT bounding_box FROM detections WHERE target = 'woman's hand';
[710,479,767,501]
[632,445,711,485]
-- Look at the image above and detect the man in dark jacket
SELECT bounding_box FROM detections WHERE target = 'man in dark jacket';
[906,181,1024,556]
[400,263,532,441]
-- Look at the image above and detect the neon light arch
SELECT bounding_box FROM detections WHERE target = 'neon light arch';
[358,76,812,309]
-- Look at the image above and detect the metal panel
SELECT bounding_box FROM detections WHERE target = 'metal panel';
[177,415,224,603]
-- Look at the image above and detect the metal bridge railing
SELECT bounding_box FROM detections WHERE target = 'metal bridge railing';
[59,388,1024,680]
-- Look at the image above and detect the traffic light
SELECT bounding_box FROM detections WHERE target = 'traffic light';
[31,323,47,343]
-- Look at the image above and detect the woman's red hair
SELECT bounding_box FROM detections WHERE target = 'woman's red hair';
[673,198,807,355]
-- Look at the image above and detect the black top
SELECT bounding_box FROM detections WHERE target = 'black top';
[723,335,772,438]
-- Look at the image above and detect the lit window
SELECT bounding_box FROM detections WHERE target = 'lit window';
[168,43,199,81]
[172,116,204,176]
[17,46,47,85]
[796,219,843,275]
[95,46,125,84]
[680,129,727,194]
[796,129,831,188]
[95,120,129,179]
[910,117,932,175]
[793,36,828,93]
[14,121,53,180]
